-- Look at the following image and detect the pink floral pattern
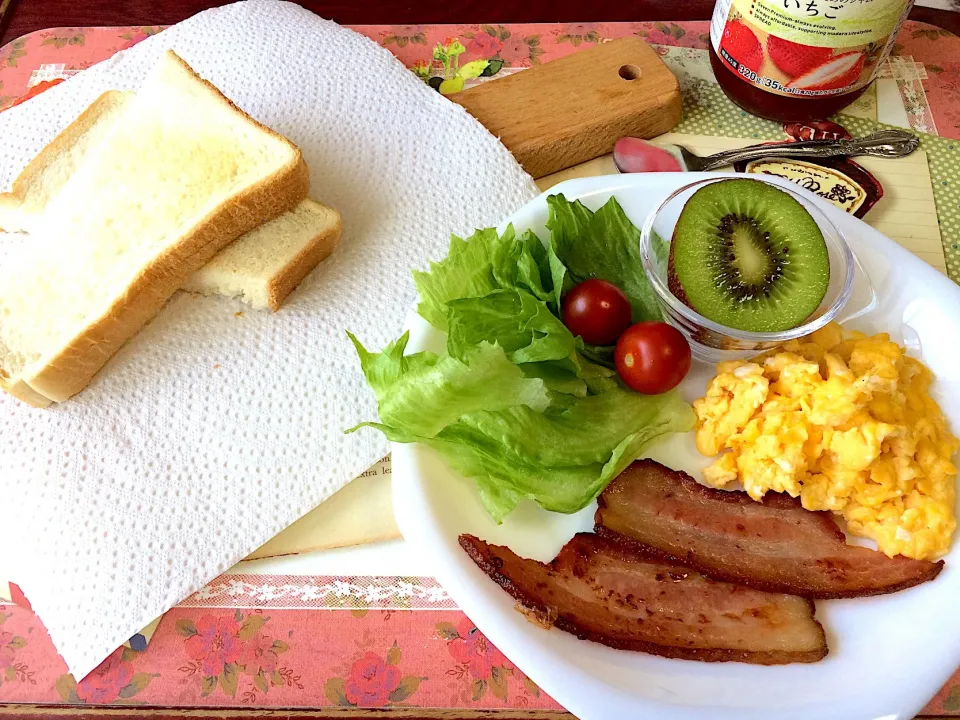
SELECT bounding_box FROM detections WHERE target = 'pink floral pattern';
[238,632,279,675]
[345,652,402,705]
[557,22,601,46]
[38,31,85,49]
[466,31,501,57]
[0,614,31,690]
[74,650,134,703]
[0,631,15,670]
[118,31,151,51]
[443,616,510,679]
[54,646,155,704]
[0,566,957,713]
[176,610,295,699]
[634,21,697,48]
[497,34,544,66]
[185,615,242,677]
[324,642,424,707]
[381,25,427,48]
[436,618,534,702]
[2,21,959,136]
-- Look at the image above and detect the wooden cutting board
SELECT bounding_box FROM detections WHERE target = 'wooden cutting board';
[452,37,682,179]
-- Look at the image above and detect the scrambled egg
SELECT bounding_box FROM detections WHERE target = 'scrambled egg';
[693,323,958,560]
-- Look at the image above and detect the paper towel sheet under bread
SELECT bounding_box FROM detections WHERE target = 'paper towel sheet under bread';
[0,0,537,678]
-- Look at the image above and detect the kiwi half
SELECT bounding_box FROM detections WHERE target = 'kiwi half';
[667,179,830,333]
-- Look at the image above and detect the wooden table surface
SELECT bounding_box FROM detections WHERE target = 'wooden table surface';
[3,709,574,718]
[0,1,958,718]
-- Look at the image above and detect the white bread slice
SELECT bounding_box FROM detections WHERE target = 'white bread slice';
[0,50,309,407]
[182,199,341,311]
[0,90,133,234]
[0,92,340,312]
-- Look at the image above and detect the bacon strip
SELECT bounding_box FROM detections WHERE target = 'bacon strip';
[595,460,943,599]
[460,533,827,664]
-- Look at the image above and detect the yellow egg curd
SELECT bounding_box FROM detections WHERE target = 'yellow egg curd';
[693,323,958,560]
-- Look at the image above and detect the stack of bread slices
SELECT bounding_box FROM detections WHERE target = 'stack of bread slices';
[0,50,341,408]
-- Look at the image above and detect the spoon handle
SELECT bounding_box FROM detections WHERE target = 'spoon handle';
[697,130,919,171]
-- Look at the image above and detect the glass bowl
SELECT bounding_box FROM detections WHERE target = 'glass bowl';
[639,177,858,363]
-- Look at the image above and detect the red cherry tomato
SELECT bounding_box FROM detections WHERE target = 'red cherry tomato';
[614,322,691,394]
[562,279,632,346]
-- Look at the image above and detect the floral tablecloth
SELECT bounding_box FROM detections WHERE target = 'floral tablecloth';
[2,20,960,137]
[1,19,959,716]
[0,574,555,708]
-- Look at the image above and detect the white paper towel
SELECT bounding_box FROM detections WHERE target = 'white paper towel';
[0,0,538,679]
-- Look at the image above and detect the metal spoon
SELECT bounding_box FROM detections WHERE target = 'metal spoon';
[614,129,919,173]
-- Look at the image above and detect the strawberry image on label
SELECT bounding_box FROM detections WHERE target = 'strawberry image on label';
[787,51,866,92]
[767,36,833,78]
[720,20,763,73]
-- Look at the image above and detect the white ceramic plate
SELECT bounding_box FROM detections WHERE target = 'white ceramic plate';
[391,172,960,720]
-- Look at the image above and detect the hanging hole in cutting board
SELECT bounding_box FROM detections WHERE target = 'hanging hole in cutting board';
[619,64,641,80]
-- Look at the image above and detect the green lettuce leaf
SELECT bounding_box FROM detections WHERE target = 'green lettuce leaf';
[546,193,661,323]
[446,289,575,365]
[520,362,589,397]
[350,195,691,523]
[573,357,619,395]
[424,386,692,521]
[348,332,549,439]
[520,354,618,397]
[413,225,552,331]
[651,229,670,267]
[575,337,616,370]
[349,332,694,522]
[445,288,618,397]
[453,388,692,470]
[545,242,569,315]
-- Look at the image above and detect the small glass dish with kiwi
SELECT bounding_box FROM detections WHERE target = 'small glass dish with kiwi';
[640,177,860,363]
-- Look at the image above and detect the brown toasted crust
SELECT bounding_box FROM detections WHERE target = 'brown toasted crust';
[27,156,309,401]
[0,78,333,317]
[265,207,342,311]
[0,91,132,233]
[20,51,310,402]
[460,533,827,665]
[16,91,130,198]
[595,460,944,599]
[0,376,53,408]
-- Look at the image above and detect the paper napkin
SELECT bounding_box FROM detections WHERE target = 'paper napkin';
[0,0,538,678]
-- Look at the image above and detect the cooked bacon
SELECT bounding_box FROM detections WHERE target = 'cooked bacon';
[595,460,943,599]
[460,533,827,664]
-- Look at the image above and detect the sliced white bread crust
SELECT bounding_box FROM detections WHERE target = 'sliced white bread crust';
[0,50,309,407]
[0,90,133,234]
[182,199,341,311]
[0,90,340,313]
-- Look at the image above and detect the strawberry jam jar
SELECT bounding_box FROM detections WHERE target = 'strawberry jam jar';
[709,0,914,122]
